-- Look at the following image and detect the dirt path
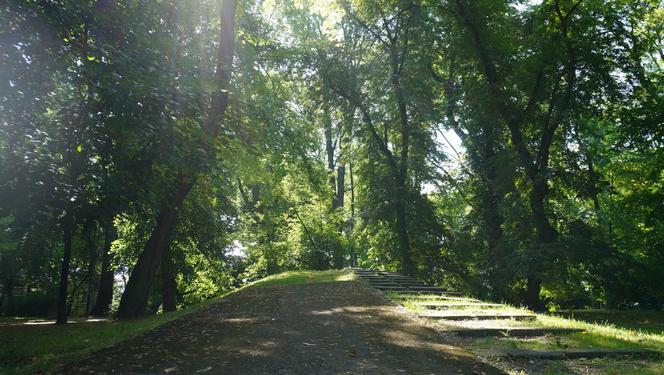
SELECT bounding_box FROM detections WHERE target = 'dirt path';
[60,281,504,374]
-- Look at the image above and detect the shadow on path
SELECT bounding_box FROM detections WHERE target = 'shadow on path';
[62,281,505,374]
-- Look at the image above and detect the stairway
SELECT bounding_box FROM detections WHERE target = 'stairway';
[350,268,659,364]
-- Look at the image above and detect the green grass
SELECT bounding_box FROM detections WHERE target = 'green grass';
[0,305,203,375]
[503,359,664,375]
[246,269,355,288]
[392,294,664,354]
[555,309,664,335]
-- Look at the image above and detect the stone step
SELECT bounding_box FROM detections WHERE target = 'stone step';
[382,277,418,282]
[393,295,478,302]
[368,283,402,288]
[450,327,585,338]
[419,312,536,321]
[475,348,662,360]
[414,302,504,309]
[406,286,450,292]
[395,290,462,296]
[375,286,408,291]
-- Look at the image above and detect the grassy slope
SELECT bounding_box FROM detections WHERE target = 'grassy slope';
[246,269,355,288]
[391,293,664,375]
[392,293,664,352]
[0,269,353,375]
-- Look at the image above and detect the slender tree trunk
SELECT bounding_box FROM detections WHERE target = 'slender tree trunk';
[3,279,15,316]
[388,42,414,275]
[161,243,177,312]
[84,222,98,315]
[336,164,345,209]
[117,181,193,319]
[394,190,414,276]
[90,222,116,316]
[524,177,558,311]
[56,217,73,324]
[482,129,504,258]
[324,104,338,209]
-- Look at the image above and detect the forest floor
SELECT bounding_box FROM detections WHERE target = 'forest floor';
[57,279,504,374]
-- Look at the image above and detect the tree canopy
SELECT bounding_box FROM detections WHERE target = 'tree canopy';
[1,0,662,322]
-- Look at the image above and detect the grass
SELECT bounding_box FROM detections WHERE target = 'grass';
[246,269,355,288]
[392,294,664,354]
[0,269,354,375]
[555,309,664,335]
[503,359,664,375]
[0,305,203,375]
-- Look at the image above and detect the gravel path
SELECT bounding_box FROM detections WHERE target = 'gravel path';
[60,281,504,374]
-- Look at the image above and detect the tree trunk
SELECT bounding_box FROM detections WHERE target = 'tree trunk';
[161,243,177,313]
[482,129,504,259]
[56,218,73,325]
[2,279,15,316]
[388,42,414,276]
[525,177,558,311]
[84,222,98,315]
[90,222,116,316]
[117,181,192,319]
[324,104,338,209]
[394,190,414,276]
[336,164,345,210]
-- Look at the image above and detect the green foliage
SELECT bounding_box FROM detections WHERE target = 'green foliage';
[0,0,662,325]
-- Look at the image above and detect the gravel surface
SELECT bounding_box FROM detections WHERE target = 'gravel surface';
[59,281,504,374]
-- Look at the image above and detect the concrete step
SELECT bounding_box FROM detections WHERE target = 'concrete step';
[375,286,407,291]
[475,348,662,360]
[449,327,585,338]
[414,302,504,309]
[419,312,536,321]
[393,295,479,302]
[368,283,402,288]
[395,290,462,296]
[406,286,450,292]
[382,277,418,282]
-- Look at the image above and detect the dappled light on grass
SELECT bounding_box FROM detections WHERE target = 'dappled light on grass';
[247,269,355,289]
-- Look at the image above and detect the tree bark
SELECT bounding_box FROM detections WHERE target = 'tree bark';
[336,164,345,210]
[90,222,116,316]
[117,181,193,319]
[324,104,337,208]
[481,129,505,263]
[56,217,73,325]
[2,279,15,316]
[161,243,177,313]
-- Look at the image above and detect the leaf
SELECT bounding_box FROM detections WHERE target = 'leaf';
[76,144,83,153]
[87,55,96,61]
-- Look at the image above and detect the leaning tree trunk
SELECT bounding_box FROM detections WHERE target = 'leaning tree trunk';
[117,181,193,319]
[161,243,177,313]
[118,0,237,319]
[90,222,116,316]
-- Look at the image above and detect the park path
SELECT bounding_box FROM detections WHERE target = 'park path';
[61,281,503,374]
